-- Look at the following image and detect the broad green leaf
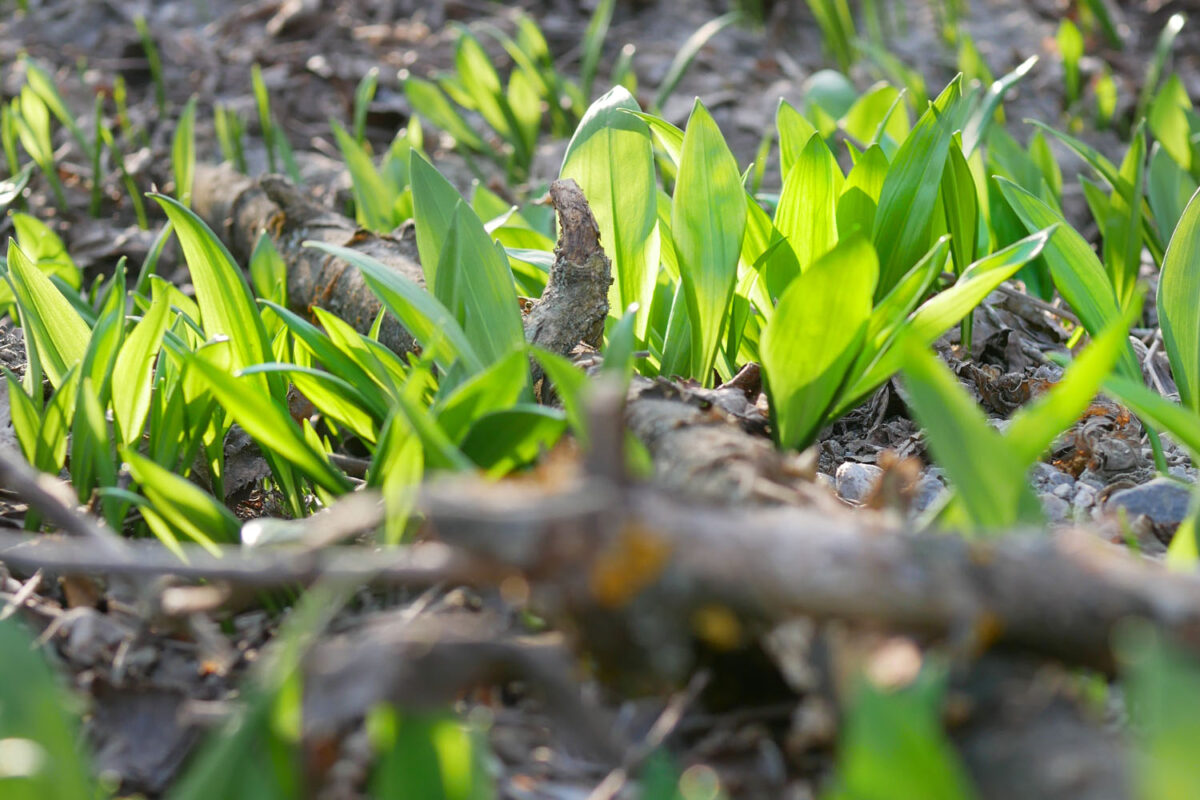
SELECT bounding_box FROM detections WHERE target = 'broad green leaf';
[242,363,381,444]
[305,241,483,375]
[403,77,486,152]
[1006,294,1139,465]
[124,448,238,550]
[900,342,1035,531]
[460,405,567,476]
[1149,74,1195,172]
[827,667,976,800]
[411,151,467,290]
[112,290,171,446]
[188,356,354,495]
[1106,124,1146,309]
[873,77,962,295]
[454,29,526,164]
[434,201,525,368]
[742,192,798,308]
[561,87,659,336]
[3,368,40,466]
[775,133,842,273]
[762,234,877,450]
[369,410,424,545]
[149,194,273,384]
[0,616,96,800]
[839,230,1049,415]
[996,178,1138,379]
[249,232,287,307]
[672,100,747,385]
[11,212,80,288]
[840,83,909,147]
[172,95,197,206]
[4,238,89,388]
[1118,622,1200,800]
[1148,144,1198,243]
[940,139,978,275]
[626,111,684,168]
[436,348,528,443]
[1158,186,1200,412]
[836,144,889,240]
[332,119,395,232]
[369,709,495,800]
[776,99,818,179]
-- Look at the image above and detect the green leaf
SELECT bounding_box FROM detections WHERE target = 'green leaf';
[839,231,1047,415]
[1158,186,1200,413]
[124,447,239,550]
[402,77,486,152]
[149,194,273,383]
[997,178,1139,378]
[775,133,842,274]
[187,356,353,495]
[672,100,747,385]
[827,667,977,800]
[4,238,89,388]
[332,119,395,232]
[1106,124,1146,309]
[836,143,889,239]
[172,96,197,206]
[411,151,468,290]
[11,212,80,289]
[0,616,96,800]
[762,234,877,450]
[460,405,567,476]
[435,201,526,368]
[1149,74,1194,173]
[776,99,818,179]
[304,241,483,375]
[368,410,424,545]
[435,348,529,442]
[1148,144,1198,243]
[561,87,659,336]
[873,77,962,295]
[1006,294,1139,465]
[1117,622,1200,800]
[900,342,1035,531]
[652,12,741,113]
[112,290,171,446]
[369,709,495,800]
[940,139,978,275]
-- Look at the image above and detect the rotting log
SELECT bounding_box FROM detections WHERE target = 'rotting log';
[191,165,820,506]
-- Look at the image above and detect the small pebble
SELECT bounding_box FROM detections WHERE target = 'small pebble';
[1039,492,1071,523]
[913,474,946,514]
[1072,484,1096,511]
[1052,482,1074,500]
[835,462,882,504]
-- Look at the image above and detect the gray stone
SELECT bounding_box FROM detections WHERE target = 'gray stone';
[1106,478,1193,531]
[835,462,883,504]
[1030,462,1074,493]
[913,474,947,514]
[1039,492,1071,523]
[1072,484,1097,511]
[1052,482,1075,500]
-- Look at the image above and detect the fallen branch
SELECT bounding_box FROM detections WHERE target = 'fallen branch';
[4,466,1200,674]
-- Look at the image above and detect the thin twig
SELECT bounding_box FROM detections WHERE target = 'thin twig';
[0,447,129,556]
